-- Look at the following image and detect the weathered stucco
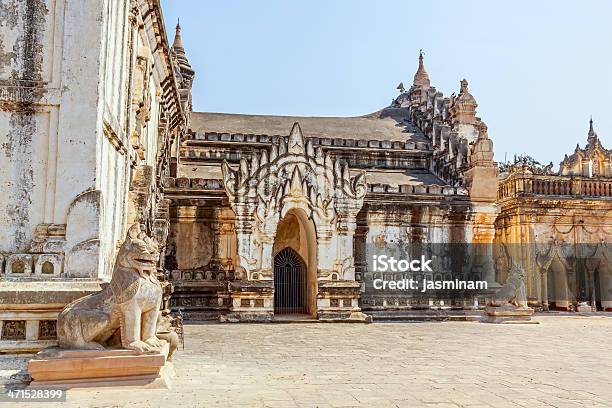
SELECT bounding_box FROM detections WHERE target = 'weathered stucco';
[496,135,612,311]
[0,0,49,252]
[0,0,186,351]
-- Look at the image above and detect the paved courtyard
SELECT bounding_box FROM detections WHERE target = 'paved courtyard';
[1,315,611,407]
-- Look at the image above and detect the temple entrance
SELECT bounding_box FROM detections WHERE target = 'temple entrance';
[272,209,318,317]
[274,248,307,314]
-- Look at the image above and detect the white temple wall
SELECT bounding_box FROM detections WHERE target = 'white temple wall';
[0,110,52,252]
[1,0,174,278]
[0,0,103,259]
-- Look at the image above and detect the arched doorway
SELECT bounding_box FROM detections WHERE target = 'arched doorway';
[274,248,307,314]
[273,209,318,316]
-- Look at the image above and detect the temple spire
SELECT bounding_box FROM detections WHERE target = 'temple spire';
[171,17,194,88]
[588,116,598,144]
[412,49,431,89]
[173,19,184,54]
[449,78,477,125]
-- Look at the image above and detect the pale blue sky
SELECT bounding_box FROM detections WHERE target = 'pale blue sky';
[161,0,611,166]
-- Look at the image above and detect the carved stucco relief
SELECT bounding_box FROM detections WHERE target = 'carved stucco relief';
[221,122,366,281]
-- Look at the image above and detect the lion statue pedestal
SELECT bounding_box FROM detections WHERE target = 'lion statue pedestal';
[483,264,537,324]
[483,304,535,324]
[27,224,177,389]
[28,341,174,389]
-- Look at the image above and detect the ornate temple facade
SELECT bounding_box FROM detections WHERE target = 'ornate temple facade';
[165,51,499,321]
[0,1,610,350]
[496,121,612,311]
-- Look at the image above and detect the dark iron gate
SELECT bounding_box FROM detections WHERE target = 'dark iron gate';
[274,247,307,314]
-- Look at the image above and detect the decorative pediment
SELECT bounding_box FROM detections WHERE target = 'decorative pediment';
[222,122,367,229]
[559,119,612,177]
[221,122,367,280]
[585,241,612,273]
[536,239,572,272]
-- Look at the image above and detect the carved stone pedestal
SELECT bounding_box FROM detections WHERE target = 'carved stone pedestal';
[28,342,174,389]
[483,306,536,324]
[223,281,274,322]
[317,281,370,322]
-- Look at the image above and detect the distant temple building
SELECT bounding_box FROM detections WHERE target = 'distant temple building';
[0,1,610,350]
[497,119,612,311]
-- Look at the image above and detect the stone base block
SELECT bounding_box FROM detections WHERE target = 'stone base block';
[317,310,372,323]
[316,280,364,321]
[226,280,274,321]
[220,311,273,322]
[576,302,595,313]
[483,306,537,324]
[0,280,103,352]
[347,311,373,323]
[28,342,173,389]
[1,339,58,353]
[365,308,484,322]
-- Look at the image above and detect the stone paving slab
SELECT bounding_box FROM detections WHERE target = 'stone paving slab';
[1,315,611,407]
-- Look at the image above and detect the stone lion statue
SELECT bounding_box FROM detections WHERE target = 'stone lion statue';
[57,224,164,352]
[489,264,528,308]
